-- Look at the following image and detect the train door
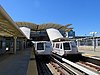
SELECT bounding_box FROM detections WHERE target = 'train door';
[59,43,64,56]
[55,43,60,54]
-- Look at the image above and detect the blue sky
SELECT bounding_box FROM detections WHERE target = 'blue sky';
[0,0,100,36]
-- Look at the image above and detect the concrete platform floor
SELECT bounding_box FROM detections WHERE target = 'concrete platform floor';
[78,49,100,57]
[0,48,38,75]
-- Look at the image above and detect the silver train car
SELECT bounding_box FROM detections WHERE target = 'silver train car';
[46,28,81,58]
[33,41,52,56]
[52,41,81,57]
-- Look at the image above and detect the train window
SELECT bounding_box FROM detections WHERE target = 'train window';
[56,44,59,48]
[60,44,62,49]
[37,43,44,50]
[63,43,70,50]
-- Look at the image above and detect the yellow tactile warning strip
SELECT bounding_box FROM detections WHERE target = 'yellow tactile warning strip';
[82,54,100,60]
[82,54,95,57]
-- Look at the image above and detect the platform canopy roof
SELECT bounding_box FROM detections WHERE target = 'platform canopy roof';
[16,22,73,32]
[0,5,26,37]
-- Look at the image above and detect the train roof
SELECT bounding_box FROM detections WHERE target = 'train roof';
[32,41,51,43]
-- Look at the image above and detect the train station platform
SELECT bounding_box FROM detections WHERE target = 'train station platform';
[78,47,100,60]
[0,48,38,75]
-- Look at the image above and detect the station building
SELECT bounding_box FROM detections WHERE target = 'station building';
[16,22,73,41]
[0,5,72,54]
[1,4,100,55]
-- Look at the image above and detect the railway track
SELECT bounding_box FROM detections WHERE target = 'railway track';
[35,54,100,75]
[77,61,100,72]
[76,55,100,72]
[82,56,100,66]
[51,54,100,75]
[50,57,84,75]
[36,56,52,75]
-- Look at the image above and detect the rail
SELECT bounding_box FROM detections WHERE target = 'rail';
[52,54,100,75]
[36,56,52,75]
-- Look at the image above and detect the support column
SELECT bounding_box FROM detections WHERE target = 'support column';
[14,37,17,54]
[21,39,24,50]
[77,40,80,47]
[92,38,96,51]
[24,39,27,48]
[92,39,94,46]
[96,39,98,46]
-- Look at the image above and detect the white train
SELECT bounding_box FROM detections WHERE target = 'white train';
[52,41,81,56]
[46,28,81,57]
[32,28,81,57]
[32,41,52,56]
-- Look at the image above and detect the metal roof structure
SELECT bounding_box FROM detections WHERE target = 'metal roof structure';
[16,22,73,32]
[0,5,25,37]
[16,22,37,31]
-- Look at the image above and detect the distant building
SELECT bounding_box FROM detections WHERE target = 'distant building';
[65,30,75,38]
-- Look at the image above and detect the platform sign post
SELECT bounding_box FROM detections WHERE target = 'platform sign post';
[14,37,17,54]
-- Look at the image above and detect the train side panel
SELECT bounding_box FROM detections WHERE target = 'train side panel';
[34,41,52,55]
[64,41,79,55]
[52,41,80,56]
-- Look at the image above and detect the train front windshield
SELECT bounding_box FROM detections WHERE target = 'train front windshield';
[37,43,44,50]
[63,43,70,50]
